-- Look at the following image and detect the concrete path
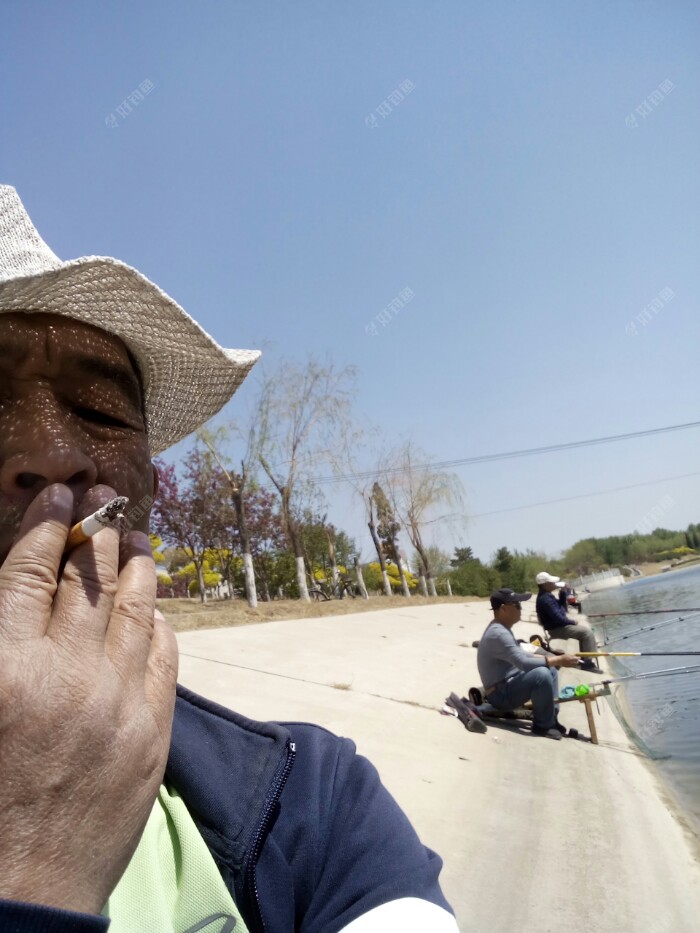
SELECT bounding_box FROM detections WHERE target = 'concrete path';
[174,601,700,933]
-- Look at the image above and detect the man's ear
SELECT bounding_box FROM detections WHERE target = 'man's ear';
[150,463,160,503]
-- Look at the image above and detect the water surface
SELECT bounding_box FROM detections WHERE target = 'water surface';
[585,565,700,834]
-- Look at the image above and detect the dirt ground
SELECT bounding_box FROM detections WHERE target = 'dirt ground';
[157,593,485,632]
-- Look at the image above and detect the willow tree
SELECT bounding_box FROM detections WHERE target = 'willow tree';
[330,427,392,597]
[256,358,355,602]
[372,482,411,597]
[386,442,465,598]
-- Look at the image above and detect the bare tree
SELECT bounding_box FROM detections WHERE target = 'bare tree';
[366,490,392,597]
[386,442,465,598]
[255,358,355,602]
[330,427,392,597]
[324,525,340,587]
[197,424,259,608]
[372,482,411,597]
[353,556,369,599]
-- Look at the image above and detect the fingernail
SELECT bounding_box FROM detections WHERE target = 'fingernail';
[48,484,73,508]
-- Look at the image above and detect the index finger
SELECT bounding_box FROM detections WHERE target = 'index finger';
[49,485,122,648]
[0,484,73,640]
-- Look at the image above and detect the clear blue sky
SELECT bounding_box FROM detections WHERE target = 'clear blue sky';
[2,1,699,564]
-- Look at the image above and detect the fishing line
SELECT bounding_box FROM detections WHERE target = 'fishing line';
[589,608,700,618]
[580,651,700,657]
[601,664,700,685]
[599,611,700,646]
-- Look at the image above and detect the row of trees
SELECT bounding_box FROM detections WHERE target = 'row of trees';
[148,357,698,603]
[150,358,464,603]
[150,455,433,601]
[437,524,700,598]
[150,451,699,601]
[561,525,699,575]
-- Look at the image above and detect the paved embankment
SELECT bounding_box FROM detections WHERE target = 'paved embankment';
[173,601,700,933]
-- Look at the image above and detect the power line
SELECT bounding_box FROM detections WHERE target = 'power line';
[467,470,700,519]
[312,420,700,487]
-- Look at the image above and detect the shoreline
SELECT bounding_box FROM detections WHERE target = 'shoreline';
[172,600,700,931]
[606,674,700,856]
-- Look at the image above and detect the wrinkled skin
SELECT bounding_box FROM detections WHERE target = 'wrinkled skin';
[0,313,178,914]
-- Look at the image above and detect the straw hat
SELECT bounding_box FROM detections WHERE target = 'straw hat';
[0,185,260,454]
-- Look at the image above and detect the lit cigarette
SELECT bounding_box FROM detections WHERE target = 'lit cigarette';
[65,496,129,552]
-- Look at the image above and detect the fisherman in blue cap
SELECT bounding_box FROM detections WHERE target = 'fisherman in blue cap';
[477,588,580,740]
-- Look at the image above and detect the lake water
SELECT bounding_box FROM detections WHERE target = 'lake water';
[584,564,700,835]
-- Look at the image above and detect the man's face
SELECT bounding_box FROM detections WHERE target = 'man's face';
[0,312,156,563]
[545,581,557,593]
[496,601,521,624]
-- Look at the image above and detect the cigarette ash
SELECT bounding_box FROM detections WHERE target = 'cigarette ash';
[102,496,129,521]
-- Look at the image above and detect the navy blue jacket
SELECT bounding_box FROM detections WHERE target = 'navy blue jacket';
[0,685,451,932]
[536,590,573,631]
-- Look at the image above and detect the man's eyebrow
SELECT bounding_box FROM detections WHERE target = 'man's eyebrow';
[68,354,143,410]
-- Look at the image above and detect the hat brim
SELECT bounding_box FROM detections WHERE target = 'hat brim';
[508,592,532,603]
[0,257,260,454]
[491,591,532,605]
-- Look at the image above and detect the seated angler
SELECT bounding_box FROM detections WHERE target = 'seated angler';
[476,588,580,740]
[535,571,600,672]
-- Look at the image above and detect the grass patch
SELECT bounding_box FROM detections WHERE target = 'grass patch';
[157,594,480,633]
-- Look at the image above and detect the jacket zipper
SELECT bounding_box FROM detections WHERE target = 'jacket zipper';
[245,739,296,933]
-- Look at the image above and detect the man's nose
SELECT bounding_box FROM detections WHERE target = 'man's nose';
[0,403,98,500]
[0,447,97,498]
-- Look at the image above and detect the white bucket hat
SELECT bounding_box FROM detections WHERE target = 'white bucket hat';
[0,185,260,454]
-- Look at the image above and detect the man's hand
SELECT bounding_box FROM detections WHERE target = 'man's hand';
[548,653,580,669]
[0,484,178,915]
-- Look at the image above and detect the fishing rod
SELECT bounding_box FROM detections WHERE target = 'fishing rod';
[579,651,700,658]
[558,664,700,700]
[588,608,700,618]
[600,663,700,686]
[600,611,700,646]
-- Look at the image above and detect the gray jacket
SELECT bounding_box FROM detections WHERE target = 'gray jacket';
[477,621,547,689]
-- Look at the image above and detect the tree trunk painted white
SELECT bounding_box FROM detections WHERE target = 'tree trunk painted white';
[428,577,437,597]
[277,585,284,599]
[381,569,392,596]
[418,573,428,597]
[296,555,311,601]
[446,579,452,597]
[354,559,369,599]
[367,510,392,597]
[398,562,411,597]
[242,551,258,608]
[327,533,340,587]
[197,563,207,603]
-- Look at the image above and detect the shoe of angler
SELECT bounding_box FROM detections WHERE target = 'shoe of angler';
[531,724,562,740]
[553,719,567,735]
